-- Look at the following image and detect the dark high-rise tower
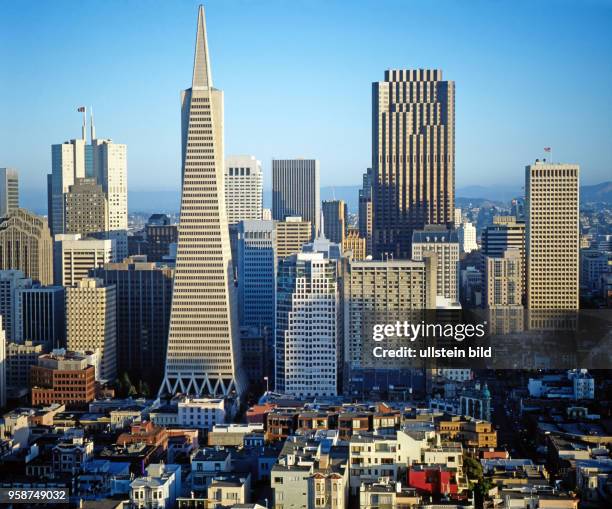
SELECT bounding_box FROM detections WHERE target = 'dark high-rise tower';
[372,69,455,259]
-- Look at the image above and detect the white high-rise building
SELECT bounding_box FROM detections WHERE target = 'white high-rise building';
[54,234,116,286]
[458,222,478,253]
[160,6,244,398]
[526,161,579,309]
[224,155,263,225]
[276,251,338,398]
[454,208,462,229]
[0,270,32,342]
[0,168,19,218]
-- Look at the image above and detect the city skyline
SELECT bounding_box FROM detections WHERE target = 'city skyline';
[1,0,611,203]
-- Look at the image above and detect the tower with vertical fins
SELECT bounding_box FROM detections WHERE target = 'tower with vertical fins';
[160,5,244,398]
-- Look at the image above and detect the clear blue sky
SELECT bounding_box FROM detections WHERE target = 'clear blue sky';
[1,0,611,201]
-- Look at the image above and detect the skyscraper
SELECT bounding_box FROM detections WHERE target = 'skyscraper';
[92,256,173,390]
[53,234,116,286]
[66,277,117,382]
[458,222,478,253]
[275,217,312,260]
[412,226,459,302]
[64,178,109,236]
[144,214,178,262]
[0,209,54,285]
[322,200,348,244]
[0,318,5,408]
[0,270,32,342]
[526,161,579,309]
[160,6,244,397]
[272,159,320,239]
[373,69,455,258]
[276,251,339,397]
[359,168,374,256]
[0,168,19,218]
[224,155,263,224]
[236,220,276,332]
[483,249,522,308]
[92,138,127,234]
[15,285,66,350]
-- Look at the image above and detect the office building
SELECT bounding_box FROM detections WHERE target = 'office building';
[160,6,244,397]
[92,256,174,389]
[144,214,178,262]
[412,226,459,302]
[276,252,339,398]
[275,216,311,260]
[64,177,108,236]
[15,285,65,350]
[342,228,367,260]
[224,155,263,224]
[0,270,32,342]
[322,199,348,244]
[66,277,117,381]
[236,220,276,332]
[54,234,115,286]
[0,168,19,218]
[0,209,53,285]
[458,222,478,253]
[272,158,320,238]
[454,208,462,229]
[580,249,610,292]
[483,249,523,308]
[6,340,44,392]
[342,257,437,369]
[526,161,579,309]
[30,351,96,407]
[359,168,374,256]
[262,208,272,220]
[0,319,5,408]
[373,69,455,258]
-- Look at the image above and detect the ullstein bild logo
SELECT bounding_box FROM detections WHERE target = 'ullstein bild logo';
[372,321,488,342]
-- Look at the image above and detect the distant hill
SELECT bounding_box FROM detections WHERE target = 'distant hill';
[581,181,612,203]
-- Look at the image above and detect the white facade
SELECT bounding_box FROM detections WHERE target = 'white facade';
[92,139,127,232]
[276,252,338,398]
[160,6,244,398]
[54,234,116,286]
[0,270,32,342]
[177,398,226,429]
[0,168,19,218]
[130,463,181,509]
[458,222,478,253]
[224,155,263,224]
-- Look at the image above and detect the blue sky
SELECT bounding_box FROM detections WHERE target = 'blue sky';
[1,0,611,201]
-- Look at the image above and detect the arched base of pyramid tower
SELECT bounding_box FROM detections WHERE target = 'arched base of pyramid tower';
[158,371,239,398]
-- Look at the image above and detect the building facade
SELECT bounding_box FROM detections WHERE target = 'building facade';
[160,6,244,397]
[359,168,374,256]
[0,209,53,285]
[0,270,32,342]
[224,155,263,224]
[0,168,19,218]
[526,161,579,309]
[322,200,348,244]
[66,277,117,381]
[54,234,115,286]
[64,177,108,236]
[483,249,523,308]
[342,228,367,260]
[272,159,320,239]
[15,285,65,350]
[373,69,455,258]
[275,217,311,260]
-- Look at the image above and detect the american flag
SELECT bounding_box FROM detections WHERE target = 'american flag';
[77,106,85,112]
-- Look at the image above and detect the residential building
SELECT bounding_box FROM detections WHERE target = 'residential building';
[412,226,459,301]
[52,435,93,476]
[276,252,339,397]
[64,177,108,236]
[30,351,96,407]
[526,161,580,309]
[275,216,311,260]
[54,234,115,286]
[207,474,251,506]
[130,463,182,509]
[160,6,245,398]
[373,69,455,258]
[322,199,348,244]
[0,209,53,285]
[458,221,478,253]
[225,155,263,224]
[66,277,117,381]
[177,398,226,430]
[272,158,320,238]
[0,168,19,218]
[92,256,173,388]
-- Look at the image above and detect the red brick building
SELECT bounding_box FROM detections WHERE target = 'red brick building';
[30,353,95,408]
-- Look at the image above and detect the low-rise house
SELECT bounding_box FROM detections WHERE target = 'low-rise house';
[130,463,182,509]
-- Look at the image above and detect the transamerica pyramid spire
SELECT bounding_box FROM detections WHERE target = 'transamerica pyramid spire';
[160,5,245,398]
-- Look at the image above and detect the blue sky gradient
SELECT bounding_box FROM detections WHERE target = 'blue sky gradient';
[1,0,611,200]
